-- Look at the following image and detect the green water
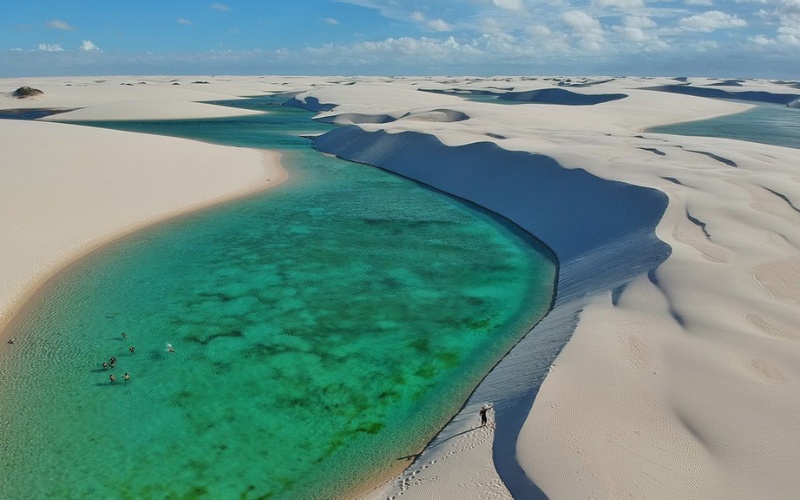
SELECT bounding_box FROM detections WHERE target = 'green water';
[649,104,800,150]
[0,97,556,499]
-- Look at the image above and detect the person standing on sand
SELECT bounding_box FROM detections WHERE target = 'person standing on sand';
[480,404,492,427]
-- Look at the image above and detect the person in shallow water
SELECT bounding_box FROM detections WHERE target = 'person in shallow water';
[129,345,135,354]
[123,373,130,382]
[479,404,492,427]
[102,361,108,370]
[109,374,116,384]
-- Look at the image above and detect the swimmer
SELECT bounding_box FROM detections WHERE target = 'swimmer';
[102,361,109,370]
[129,345,135,354]
[121,332,127,339]
[166,343,174,353]
[123,373,130,382]
[109,374,116,383]
[110,357,117,369]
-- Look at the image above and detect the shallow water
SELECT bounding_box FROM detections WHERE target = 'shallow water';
[649,104,800,149]
[0,97,556,498]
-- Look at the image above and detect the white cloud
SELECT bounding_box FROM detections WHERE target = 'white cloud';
[79,40,102,52]
[592,0,644,8]
[45,20,75,31]
[685,0,714,5]
[492,0,526,11]
[777,21,800,44]
[177,18,193,25]
[411,11,425,22]
[323,18,340,25]
[35,43,64,52]
[210,3,231,11]
[305,35,481,64]
[694,39,720,51]
[614,26,648,41]
[528,25,553,38]
[563,10,602,31]
[562,10,607,50]
[613,15,660,45]
[679,11,747,31]
[623,15,656,29]
[749,34,774,44]
[428,19,453,31]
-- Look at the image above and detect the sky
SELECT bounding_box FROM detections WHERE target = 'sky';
[1,0,798,78]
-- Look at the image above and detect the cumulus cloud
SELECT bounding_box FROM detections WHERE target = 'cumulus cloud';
[592,0,644,9]
[563,10,607,50]
[491,0,525,11]
[45,20,75,31]
[528,25,553,38]
[210,3,231,11]
[623,15,656,29]
[177,18,193,25]
[35,43,64,52]
[305,35,481,64]
[427,19,453,31]
[749,34,774,45]
[79,40,101,52]
[679,11,747,32]
[563,10,602,32]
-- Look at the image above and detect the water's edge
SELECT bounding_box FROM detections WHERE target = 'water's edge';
[312,125,671,497]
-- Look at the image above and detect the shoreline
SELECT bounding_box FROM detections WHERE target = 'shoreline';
[3,75,800,499]
[297,76,800,498]
[0,135,287,342]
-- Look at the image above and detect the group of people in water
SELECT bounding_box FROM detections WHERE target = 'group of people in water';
[104,332,135,384]
[103,332,176,384]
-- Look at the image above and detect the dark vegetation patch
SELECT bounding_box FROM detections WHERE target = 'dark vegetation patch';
[13,86,43,98]
[680,147,738,167]
[639,147,666,156]
[763,186,800,214]
[686,211,711,238]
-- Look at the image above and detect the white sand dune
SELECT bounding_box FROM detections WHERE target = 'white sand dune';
[0,97,285,335]
[3,75,800,499]
[39,100,266,121]
[301,77,800,499]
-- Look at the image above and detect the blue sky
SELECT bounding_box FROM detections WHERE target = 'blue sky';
[1,0,798,78]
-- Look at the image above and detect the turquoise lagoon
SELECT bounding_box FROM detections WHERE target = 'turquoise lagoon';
[649,103,800,150]
[0,98,556,498]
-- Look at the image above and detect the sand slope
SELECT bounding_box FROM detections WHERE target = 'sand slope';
[3,75,800,499]
[302,76,800,499]
[0,117,284,335]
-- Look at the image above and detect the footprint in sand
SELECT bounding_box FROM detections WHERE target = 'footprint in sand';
[749,356,787,384]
